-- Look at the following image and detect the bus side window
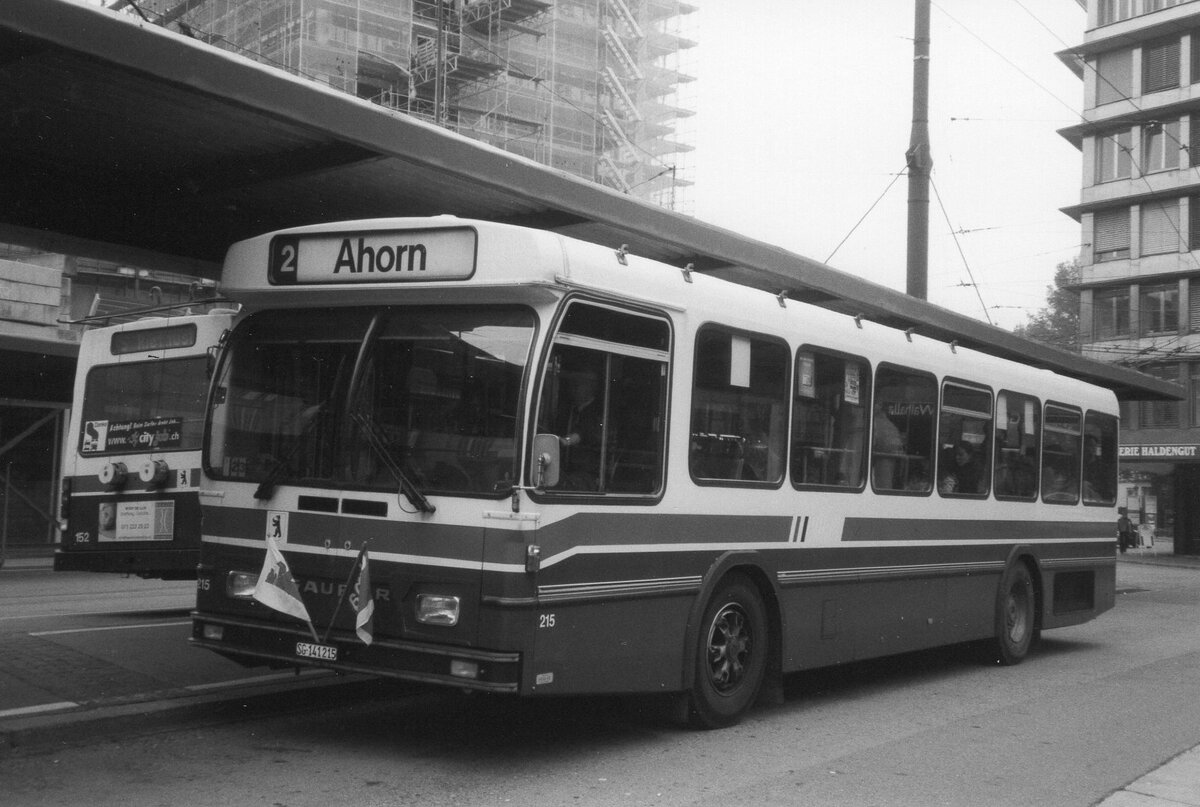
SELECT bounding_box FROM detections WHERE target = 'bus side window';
[937,380,992,498]
[792,348,869,489]
[1083,411,1119,505]
[689,327,789,485]
[1043,403,1082,505]
[871,365,937,493]
[994,391,1040,500]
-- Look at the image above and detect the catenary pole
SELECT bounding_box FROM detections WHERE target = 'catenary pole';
[906,0,931,300]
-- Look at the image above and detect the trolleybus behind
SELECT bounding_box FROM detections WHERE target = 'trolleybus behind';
[56,310,236,579]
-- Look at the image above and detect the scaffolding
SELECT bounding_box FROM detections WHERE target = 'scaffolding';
[113,0,697,209]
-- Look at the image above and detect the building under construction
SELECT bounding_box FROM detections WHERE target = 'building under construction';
[126,0,697,210]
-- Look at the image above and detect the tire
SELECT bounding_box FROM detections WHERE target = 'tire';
[991,561,1036,666]
[687,573,768,729]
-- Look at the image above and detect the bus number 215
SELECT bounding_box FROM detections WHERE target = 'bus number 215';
[539,613,556,629]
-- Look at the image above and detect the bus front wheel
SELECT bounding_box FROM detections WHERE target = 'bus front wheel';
[687,573,767,729]
[991,561,1036,665]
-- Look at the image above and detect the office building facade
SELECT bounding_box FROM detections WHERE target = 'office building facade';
[1060,0,1200,553]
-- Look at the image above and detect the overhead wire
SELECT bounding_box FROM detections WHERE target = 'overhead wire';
[824,167,907,264]
[930,176,993,324]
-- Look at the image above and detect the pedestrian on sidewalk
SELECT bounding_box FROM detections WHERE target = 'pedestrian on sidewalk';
[1117,508,1134,554]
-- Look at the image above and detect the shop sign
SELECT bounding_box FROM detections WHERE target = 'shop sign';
[1119,444,1200,461]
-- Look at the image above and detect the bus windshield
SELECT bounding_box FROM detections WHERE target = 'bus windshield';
[80,356,210,455]
[206,305,535,497]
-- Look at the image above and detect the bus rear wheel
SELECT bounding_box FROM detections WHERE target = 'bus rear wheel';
[687,573,767,729]
[991,561,1036,665]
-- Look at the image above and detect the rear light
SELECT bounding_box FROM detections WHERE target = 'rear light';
[202,624,224,641]
[99,461,128,488]
[139,459,170,487]
[226,570,258,598]
[416,594,460,626]
[58,477,71,522]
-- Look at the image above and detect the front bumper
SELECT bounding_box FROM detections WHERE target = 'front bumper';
[190,611,522,693]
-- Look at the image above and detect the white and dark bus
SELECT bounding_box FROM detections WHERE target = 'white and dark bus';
[56,310,236,579]
[192,218,1120,727]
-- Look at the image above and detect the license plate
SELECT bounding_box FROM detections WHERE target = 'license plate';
[295,641,338,661]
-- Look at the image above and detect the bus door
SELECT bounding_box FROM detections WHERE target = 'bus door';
[520,299,673,693]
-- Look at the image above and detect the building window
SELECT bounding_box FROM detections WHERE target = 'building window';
[1096,129,1132,182]
[1143,37,1181,93]
[1141,283,1180,335]
[1094,287,1131,339]
[1140,199,1181,255]
[1120,399,1136,430]
[1094,207,1131,261]
[1190,197,1200,250]
[1096,48,1133,105]
[1192,30,1200,84]
[1191,362,1200,426]
[1098,0,1133,26]
[1140,364,1182,428]
[1142,120,1180,172]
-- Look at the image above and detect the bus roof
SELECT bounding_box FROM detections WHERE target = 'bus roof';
[218,217,1113,411]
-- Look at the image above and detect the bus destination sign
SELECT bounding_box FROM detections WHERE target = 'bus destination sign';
[268,228,477,285]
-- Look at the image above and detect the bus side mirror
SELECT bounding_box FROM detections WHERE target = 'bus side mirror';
[532,434,560,489]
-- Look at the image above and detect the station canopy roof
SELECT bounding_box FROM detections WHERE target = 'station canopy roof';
[0,0,1181,401]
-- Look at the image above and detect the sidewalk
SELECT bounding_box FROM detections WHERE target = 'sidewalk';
[1119,542,1200,569]
[1097,548,1200,806]
[0,543,54,571]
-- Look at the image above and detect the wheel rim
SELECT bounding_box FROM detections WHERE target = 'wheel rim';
[705,602,753,694]
[1004,581,1030,644]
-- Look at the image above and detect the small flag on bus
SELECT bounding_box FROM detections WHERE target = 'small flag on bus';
[349,546,374,645]
[254,534,316,637]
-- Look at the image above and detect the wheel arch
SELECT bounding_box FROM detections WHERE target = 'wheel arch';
[679,551,783,697]
[1003,543,1045,632]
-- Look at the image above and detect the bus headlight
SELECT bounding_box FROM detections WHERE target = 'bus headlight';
[226,570,259,599]
[450,660,479,679]
[416,594,460,626]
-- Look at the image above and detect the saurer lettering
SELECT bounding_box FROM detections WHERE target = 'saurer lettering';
[333,238,428,274]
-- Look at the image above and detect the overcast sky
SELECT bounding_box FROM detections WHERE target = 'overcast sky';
[687,1,1087,331]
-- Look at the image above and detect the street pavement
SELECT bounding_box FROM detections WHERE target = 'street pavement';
[2,547,1199,805]
[1094,546,1200,807]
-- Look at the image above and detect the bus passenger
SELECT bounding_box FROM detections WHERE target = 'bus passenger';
[1042,464,1077,503]
[940,441,982,495]
[556,370,604,490]
[871,400,903,489]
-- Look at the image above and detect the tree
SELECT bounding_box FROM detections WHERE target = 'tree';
[1013,260,1080,352]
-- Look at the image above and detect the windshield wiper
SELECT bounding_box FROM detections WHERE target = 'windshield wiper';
[351,411,435,514]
